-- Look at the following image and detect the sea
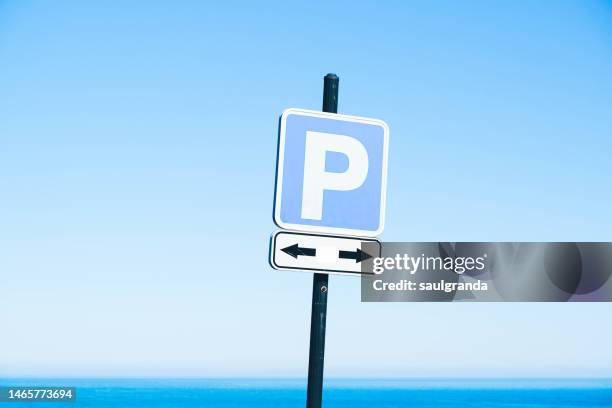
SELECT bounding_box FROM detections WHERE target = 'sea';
[1,378,611,407]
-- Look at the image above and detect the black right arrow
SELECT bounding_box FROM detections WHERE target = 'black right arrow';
[338,248,372,263]
[282,243,316,259]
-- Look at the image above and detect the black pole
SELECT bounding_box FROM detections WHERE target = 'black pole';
[305,73,338,408]
[322,73,339,114]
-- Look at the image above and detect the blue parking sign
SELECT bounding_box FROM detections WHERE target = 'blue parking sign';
[274,108,389,237]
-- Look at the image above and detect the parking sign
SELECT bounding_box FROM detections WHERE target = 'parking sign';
[274,108,389,237]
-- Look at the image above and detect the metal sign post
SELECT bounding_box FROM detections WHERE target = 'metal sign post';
[305,73,338,408]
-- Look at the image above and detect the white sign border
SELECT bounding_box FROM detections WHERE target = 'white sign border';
[273,108,389,238]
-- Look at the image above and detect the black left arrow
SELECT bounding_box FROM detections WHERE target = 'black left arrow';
[282,243,316,258]
[339,248,372,263]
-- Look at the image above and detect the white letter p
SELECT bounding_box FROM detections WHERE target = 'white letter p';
[301,131,368,220]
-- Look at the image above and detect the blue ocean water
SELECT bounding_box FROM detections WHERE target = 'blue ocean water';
[1,378,611,407]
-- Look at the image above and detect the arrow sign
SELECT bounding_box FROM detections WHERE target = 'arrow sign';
[338,248,372,263]
[270,231,381,276]
[282,244,316,258]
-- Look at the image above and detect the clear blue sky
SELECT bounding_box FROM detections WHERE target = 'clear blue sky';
[1,0,612,378]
